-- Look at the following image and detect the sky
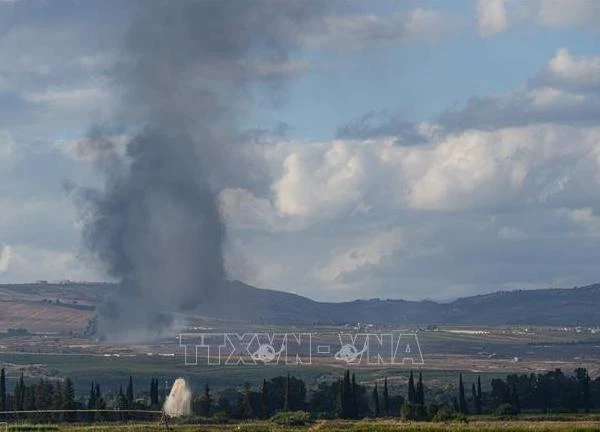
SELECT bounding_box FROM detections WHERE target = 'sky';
[1,0,600,302]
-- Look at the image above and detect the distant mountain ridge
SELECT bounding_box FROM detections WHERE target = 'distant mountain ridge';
[195,281,600,326]
[2,281,600,326]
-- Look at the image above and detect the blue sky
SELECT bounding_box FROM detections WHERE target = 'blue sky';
[1,0,600,302]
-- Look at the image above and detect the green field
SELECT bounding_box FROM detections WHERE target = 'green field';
[0,350,515,397]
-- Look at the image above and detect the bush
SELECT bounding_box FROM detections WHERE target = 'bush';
[427,403,441,420]
[431,407,468,423]
[494,403,519,417]
[270,410,311,426]
[212,411,229,424]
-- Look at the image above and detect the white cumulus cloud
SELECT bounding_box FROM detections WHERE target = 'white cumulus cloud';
[477,0,508,37]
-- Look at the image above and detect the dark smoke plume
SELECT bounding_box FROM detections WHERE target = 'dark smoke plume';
[79,1,321,341]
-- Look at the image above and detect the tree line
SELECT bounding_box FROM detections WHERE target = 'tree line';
[1,367,600,422]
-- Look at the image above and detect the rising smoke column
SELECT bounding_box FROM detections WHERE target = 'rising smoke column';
[80,1,322,340]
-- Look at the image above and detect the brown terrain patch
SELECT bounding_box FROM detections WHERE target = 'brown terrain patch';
[0,300,93,333]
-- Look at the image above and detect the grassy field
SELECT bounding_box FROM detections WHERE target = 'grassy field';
[4,419,600,432]
[0,350,517,397]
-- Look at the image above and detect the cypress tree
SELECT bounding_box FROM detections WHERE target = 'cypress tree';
[372,383,380,417]
[476,376,482,414]
[351,373,358,419]
[200,384,212,416]
[0,368,5,412]
[15,373,25,411]
[382,377,389,416]
[94,383,105,421]
[150,378,159,407]
[116,385,127,420]
[342,370,352,418]
[126,376,134,408]
[408,371,416,404]
[337,378,344,417]
[402,371,417,420]
[581,372,590,413]
[416,372,424,405]
[87,381,96,409]
[63,378,76,422]
[415,372,426,420]
[458,374,468,415]
[284,373,290,411]
[261,379,269,419]
[117,385,127,409]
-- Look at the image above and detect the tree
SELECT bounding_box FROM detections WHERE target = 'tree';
[309,380,341,416]
[475,376,483,414]
[88,381,97,410]
[416,372,424,405]
[62,378,76,422]
[382,377,389,416]
[509,383,520,414]
[284,373,290,411]
[14,373,25,411]
[241,383,253,418]
[94,383,106,421]
[341,370,352,418]
[52,381,63,422]
[576,368,591,413]
[415,372,427,420]
[150,378,160,408]
[408,371,416,404]
[0,368,5,413]
[458,374,469,415]
[126,376,134,409]
[116,385,128,410]
[490,378,509,406]
[23,384,35,410]
[199,384,212,417]
[372,383,380,417]
[265,375,306,412]
[216,396,231,416]
[351,373,358,419]
[402,371,417,420]
[583,371,591,413]
[261,379,269,419]
[115,385,128,421]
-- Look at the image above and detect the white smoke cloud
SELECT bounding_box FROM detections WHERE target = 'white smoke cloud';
[163,378,192,418]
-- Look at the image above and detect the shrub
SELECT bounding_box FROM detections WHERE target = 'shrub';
[431,407,468,423]
[212,411,229,423]
[270,410,311,426]
[494,403,519,417]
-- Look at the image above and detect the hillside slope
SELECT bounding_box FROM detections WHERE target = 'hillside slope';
[196,281,600,326]
[1,281,599,329]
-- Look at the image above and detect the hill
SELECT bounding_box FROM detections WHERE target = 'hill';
[195,281,600,326]
[1,281,599,331]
